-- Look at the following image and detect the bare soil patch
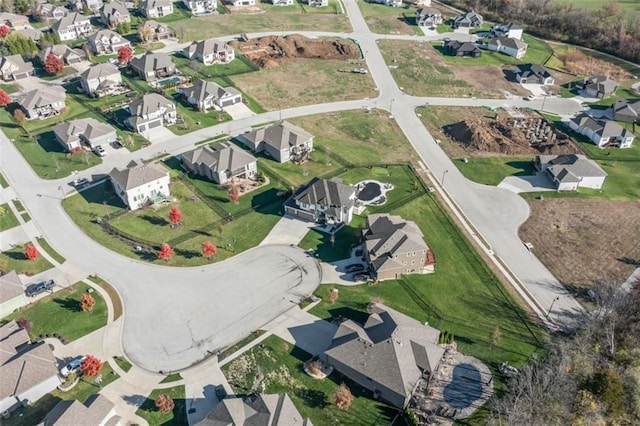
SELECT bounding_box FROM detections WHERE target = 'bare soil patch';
[519,198,640,289]
[230,34,361,69]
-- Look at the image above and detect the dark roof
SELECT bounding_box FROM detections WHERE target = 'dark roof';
[515,63,552,79]
[294,177,355,208]
[130,51,174,73]
[612,98,640,118]
[181,142,256,174]
[444,40,481,54]
[243,121,313,152]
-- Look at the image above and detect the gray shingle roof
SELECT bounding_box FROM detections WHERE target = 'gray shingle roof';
[612,98,640,118]
[179,79,236,104]
[570,114,633,139]
[0,270,23,303]
[17,86,66,110]
[130,51,174,73]
[50,12,90,32]
[127,93,175,117]
[539,154,608,180]
[294,177,355,208]
[579,75,618,95]
[516,63,552,79]
[181,142,256,175]
[101,0,130,20]
[140,0,173,10]
[41,394,115,426]
[0,54,33,75]
[244,121,313,152]
[109,161,169,191]
[489,36,527,50]
[80,62,120,80]
[52,118,116,145]
[184,38,232,58]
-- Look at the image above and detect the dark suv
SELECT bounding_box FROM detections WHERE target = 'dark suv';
[25,279,55,297]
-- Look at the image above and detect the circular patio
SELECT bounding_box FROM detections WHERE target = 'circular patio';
[355,180,394,206]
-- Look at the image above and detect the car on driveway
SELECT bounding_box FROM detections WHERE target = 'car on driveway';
[353,272,370,281]
[93,145,106,157]
[345,264,365,273]
[60,355,87,377]
[25,279,55,297]
[72,177,89,188]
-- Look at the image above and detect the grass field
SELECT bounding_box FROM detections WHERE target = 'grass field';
[0,243,54,276]
[223,334,399,425]
[136,385,188,426]
[0,203,19,232]
[159,373,182,384]
[0,172,8,188]
[553,0,640,12]
[113,355,132,372]
[357,2,423,35]
[2,283,108,342]
[454,157,536,186]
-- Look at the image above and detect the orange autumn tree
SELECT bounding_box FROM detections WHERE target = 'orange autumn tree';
[202,240,217,259]
[155,394,175,413]
[25,244,39,260]
[80,293,96,312]
[169,205,182,226]
[80,355,103,377]
[157,243,174,261]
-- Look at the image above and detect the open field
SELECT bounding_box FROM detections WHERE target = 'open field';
[553,0,640,12]
[0,243,54,276]
[136,385,188,426]
[2,282,108,342]
[223,334,399,425]
[519,198,640,290]
[0,203,19,232]
[357,2,421,35]
[454,157,535,186]
[230,58,377,110]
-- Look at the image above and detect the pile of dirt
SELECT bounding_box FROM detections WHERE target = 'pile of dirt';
[558,49,632,81]
[444,116,581,156]
[230,34,361,69]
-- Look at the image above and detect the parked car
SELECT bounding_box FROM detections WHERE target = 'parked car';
[215,385,227,399]
[353,273,370,281]
[345,264,365,273]
[25,279,55,297]
[72,177,89,188]
[525,95,537,101]
[93,145,106,157]
[60,355,87,377]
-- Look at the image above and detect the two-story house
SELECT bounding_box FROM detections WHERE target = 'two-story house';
[574,75,619,99]
[16,86,66,120]
[138,20,175,41]
[415,7,442,27]
[87,29,132,55]
[100,1,131,27]
[0,12,31,29]
[183,0,216,14]
[180,142,257,185]
[307,0,328,6]
[51,12,94,41]
[285,177,356,224]
[177,79,242,111]
[109,160,171,210]
[453,10,483,29]
[38,44,87,65]
[52,117,118,151]
[129,51,176,81]
[0,55,34,81]
[33,3,68,22]
[182,38,235,65]
[238,121,314,163]
[139,0,174,18]
[80,63,123,97]
[125,93,177,133]
[569,114,635,148]
[272,0,294,5]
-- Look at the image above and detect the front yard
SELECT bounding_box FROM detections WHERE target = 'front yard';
[0,243,54,275]
[136,385,188,426]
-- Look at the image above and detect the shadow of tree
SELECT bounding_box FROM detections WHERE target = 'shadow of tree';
[295,388,328,408]
[54,297,81,312]
[140,215,169,226]
[174,248,201,259]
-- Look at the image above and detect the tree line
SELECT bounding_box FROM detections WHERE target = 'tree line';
[440,0,640,66]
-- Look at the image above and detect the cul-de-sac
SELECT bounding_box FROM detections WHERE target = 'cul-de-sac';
[0,0,639,424]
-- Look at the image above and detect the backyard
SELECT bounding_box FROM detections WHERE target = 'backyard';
[2,282,108,342]
[136,385,188,426]
[0,243,54,275]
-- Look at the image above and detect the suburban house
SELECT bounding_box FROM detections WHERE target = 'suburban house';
[0,12,31,29]
[227,0,256,6]
[369,0,403,7]
[17,86,66,120]
[33,3,68,21]
[182,38,235,65]
[139,0,174,18]
[272,0,294,5]
[0,55,34,81]
[238,121,314,163]
[452,11,483,29]
[415,7,442,27]
[82,0,105,13]
[0,271,26,318]
[109,160,171,210]
[443,40,481,57]
[514,63,554,85]
[569,114,635,148]
[285,177,356,225]
[323,303,445,409]
[80,63,124,97]
[100,1,131,27]
[180,142,257,185]
[52,118,118,151]
[362,213,436,281]
[38,44,87,65]
[574,75,619,99]
[87,29,132,55]
[490,22,523,40]
[183,0,217,14]
[196,393,311,426]
[129,51,176,81]
[307,0,328,6]
[177,79,242,111]
[41,395,120,426]
[139,20,175,41]
[125,93,177,133]
[17,27,43,42]
[0,321,61,415]
[51,12,94,41]
[535,154,608,191]
[485,36,528,58]
[611,98,640,123]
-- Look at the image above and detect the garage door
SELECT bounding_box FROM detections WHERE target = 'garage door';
[221,98,237,107]
[148,120,162,129]
[14,72,29,80]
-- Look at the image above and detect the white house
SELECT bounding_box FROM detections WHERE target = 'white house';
[0,55,34,81]
[307,0,328,6]
[80,63,123,96]
[285,177,356,224]
[125,93,177,133]
[178,79,242,111]
[227,0,256,6]
[569,114,635,149]
[535,154,607,191]
[139,0,174,18]
[0,271,27,318]
[33,3,68,22]
[369,0,402,6]
[0,321,61,415]
[183,0,217,14]
[52,118,118,151]
[182,38,235,65]
[238,120,314,163]
[109,160,171,210]
[180,142,257,185]
[491,22,523,40]
[50,12,94,41]
[485,36,528,58]
[272,0,294,5]
[453,11,483,29]
[87,29,132,55]
[415,7,442,27]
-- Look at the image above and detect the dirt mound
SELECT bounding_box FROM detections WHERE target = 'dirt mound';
[230,34,361,69]
[444,117,580,156]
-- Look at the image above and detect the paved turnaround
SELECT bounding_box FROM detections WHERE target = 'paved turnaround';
[0,0,587,372]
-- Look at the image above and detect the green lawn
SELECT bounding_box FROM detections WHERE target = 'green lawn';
[36,237,66,264]
[0,83,17,94]
[585,81,640,107]
[0,172,8,188]
[167,91,233,135]
[52,362,119,402]
[357,2,423,36]
[88,275,123,320]
[159,373,182,384]
[172,53,259,79]
[21,212,31,222]
[299,215,365,262]
[0,243,54,276]
[113,355,133,372]
[0,203,19,232]
[136,385,188,426]
[222,334,399,426]
[2,283,108,342]
[454,156,536,186]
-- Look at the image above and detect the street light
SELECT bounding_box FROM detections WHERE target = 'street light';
[58,186,65,200]
[547,296,560,317]
[390,98,395,116]
[540,94,550,112]
[441,169,448,187]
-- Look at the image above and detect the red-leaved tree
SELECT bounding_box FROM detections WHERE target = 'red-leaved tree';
[80,293,96,312]
[0,25,10,38]
[25,244,39,260]
[157,243,174,261]
[202,240,217,259]
[169,205,182,226]
[0,89,10,107]
[117,46,133,64]
[229,185,239,204]
[80,355,103,377]
[155,394,175,413]
[44,54,64,75]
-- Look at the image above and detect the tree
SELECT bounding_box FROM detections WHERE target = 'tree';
[169,205,182,226]
[115,22,131,34]
[80,355,103,377]
[138,24,154,43]
[202,240,217,259]
[0,89,10,107]
[155,394,175,413]
[229,184,239,204]
[13,108,25,126]
[334,383,354,410]
[80,293,96,312]
[117,45,133,64]
[157,243,174,261]
[13,0,28,13]
[16,317,31,333]
[25,243,39,260]
[3,32,38,57]
[0,25,10,38]
[44,53,64,75]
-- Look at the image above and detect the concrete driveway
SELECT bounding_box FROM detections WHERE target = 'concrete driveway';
[498,172,556,193]
[260,215,316,246]
[265,307,338,357]
[225,103,255,120]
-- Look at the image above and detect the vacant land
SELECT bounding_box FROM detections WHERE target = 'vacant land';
[519,198,640,290]
[357,2,421,35]
[136,385,188,426]
[378,40,522,97]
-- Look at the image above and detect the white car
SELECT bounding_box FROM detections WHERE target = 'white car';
[93,145,106,157]
[60,355,86,377]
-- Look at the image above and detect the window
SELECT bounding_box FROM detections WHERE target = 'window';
[413,251,416,256]
[411,260,415,265]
